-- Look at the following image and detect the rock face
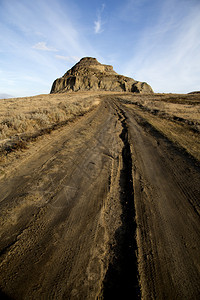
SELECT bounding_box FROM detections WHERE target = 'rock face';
[50,57,153,94]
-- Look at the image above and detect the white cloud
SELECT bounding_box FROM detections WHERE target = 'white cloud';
[94,4,105,34]
[0,0,101,97]
[94,19,102,34]
[55,55,80,62]
[32,42,57,51]
[122,0,200,93]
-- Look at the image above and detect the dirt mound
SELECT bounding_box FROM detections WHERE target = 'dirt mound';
[50,57,153,94]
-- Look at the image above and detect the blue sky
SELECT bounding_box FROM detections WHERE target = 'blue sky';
[0,0,200,98]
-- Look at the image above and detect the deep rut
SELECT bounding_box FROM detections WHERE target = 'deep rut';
[102,106,140,299]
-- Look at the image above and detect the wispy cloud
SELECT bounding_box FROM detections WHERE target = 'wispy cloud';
[0,0,100,97]
[32,42,57,51]
[94,4,105,34]
[122,0,200,93]
[94,20,102,34]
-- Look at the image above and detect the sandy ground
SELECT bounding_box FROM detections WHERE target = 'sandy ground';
[0,92,200,299]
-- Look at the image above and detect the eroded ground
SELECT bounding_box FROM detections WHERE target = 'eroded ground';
[0,93,200,299]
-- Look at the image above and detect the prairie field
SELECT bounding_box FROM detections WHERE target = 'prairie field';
[0,92,100,153]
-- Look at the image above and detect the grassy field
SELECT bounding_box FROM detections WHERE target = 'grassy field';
[0,92,100,154]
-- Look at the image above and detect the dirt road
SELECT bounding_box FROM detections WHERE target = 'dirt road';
[0,96,200,299]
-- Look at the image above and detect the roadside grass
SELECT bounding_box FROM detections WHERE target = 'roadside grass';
[118,93,200,162]
[119,93,200,126]
[0,92,100,154]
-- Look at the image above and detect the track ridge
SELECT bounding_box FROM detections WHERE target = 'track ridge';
[102,105,140,299]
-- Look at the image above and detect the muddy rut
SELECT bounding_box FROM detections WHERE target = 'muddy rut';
[0,96,200,299]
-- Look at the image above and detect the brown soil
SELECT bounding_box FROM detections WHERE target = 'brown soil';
[0,92,200,299]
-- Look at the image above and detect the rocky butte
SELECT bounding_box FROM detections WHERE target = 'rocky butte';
[50,57,153,94]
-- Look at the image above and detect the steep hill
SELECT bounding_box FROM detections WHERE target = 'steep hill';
[50,57,153,94]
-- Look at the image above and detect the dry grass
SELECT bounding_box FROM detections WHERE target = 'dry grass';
[0,92,100,153]
[119,93,200,162]
[119,93,200,125]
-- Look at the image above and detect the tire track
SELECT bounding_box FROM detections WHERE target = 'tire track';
[120,102,200,299]
[102,104,140,299]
